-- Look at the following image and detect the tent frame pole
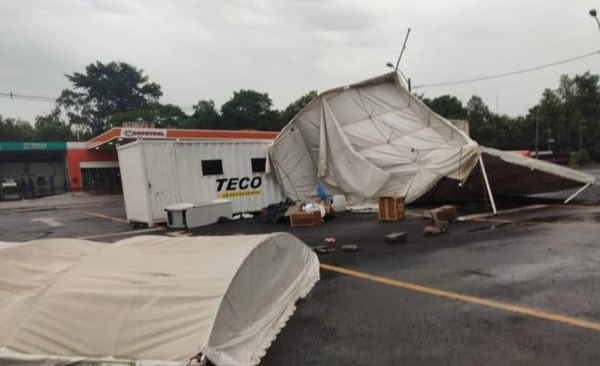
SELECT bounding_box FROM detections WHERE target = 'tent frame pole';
[564,183,591,204]
[478,155,497,215]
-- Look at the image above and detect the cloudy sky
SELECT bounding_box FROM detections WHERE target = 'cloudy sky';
[1,0,599,123]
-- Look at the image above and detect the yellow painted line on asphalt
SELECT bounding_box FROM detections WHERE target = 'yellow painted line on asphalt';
[320,263,600,332]
[79,211,128,223]
[77,227,164,240]
[470,217,600,229]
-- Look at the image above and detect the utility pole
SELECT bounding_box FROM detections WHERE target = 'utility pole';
[580,119,584,151]
[395,28,412,73]
[534,114,539,158]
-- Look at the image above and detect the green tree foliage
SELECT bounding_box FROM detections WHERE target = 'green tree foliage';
[281,90,317,123]
[57,61,162,135]
[187,100,221,129]
[220,89,282,131]
[424,95,467,119]
[417,72,600,163]
[109,103,188,129]
[0,115,35,141]
[466,95,498,147]
[34,107,74,141]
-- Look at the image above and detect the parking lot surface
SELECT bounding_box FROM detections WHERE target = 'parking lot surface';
[2,193,600,365]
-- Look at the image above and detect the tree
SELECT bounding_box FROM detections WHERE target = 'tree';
[533,89,562,152]
[187,100,221,129]
[572,72,600,160]
[425,95,467,119]
[57,61,162,135]
[466,95,497,146]
[34,107,74,141]
[466,95,492,124]
[281,90,317,124]
[220,89,282,130]
[109,103,189,129]
[0,115,35,141]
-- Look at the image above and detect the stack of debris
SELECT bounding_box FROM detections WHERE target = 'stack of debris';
[259,199,335,227]
[422,205,458,236]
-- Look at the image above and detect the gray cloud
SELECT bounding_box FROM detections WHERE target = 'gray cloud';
[0,0,598,124]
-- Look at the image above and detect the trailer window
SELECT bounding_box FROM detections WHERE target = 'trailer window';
[201,160,223,176]
[251,158,267,173]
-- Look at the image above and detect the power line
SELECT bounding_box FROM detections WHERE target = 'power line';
[442,66,600,97]
[0,91,198,110]
[0,93,57,103]
[413,50,600,89]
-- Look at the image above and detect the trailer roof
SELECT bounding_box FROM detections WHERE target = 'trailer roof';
[86,127,279,150]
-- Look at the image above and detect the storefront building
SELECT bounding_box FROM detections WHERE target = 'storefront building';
[0,128,278,200]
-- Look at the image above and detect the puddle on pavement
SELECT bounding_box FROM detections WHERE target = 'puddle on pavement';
[529,212,600,224]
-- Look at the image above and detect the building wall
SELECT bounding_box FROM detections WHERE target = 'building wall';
[66,149,118,190]
[0,162,67,195]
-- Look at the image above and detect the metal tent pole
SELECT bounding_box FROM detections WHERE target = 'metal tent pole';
[478,155,497,215]
[564,183,591,204]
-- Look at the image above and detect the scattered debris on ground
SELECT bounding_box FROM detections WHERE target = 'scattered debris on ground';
[423,205,458,222]
[310,245,336,254]
[341,244,359,252]
[385,232,408,244]
[422,205,457,236]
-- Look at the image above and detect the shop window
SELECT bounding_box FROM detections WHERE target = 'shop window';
[251,158,267,173]
[81,167,122,191]
[201,160,223,176]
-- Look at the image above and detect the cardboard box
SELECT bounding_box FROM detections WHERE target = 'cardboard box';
[378,197,405,221]
[290,211,324,227]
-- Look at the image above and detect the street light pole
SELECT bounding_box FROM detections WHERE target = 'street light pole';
[590,9,600,31]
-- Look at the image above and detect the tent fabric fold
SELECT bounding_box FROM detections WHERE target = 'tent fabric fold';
[0,234,319,366]
[269,72,480,204]
[268,72,595,203]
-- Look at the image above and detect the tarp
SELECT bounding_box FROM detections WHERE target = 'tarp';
[420,148,596,202]
[268,72,595,203]
[0,234,320,366]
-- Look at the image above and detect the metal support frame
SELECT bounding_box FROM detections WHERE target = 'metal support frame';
[478,155,497,215]
[564,183,591,204]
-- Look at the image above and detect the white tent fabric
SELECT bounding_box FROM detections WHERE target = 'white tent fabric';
[0,234,320,366]
[269,72,481,204]
[480,147,595,195]
[420,148,595,202]
[268,72,595,203]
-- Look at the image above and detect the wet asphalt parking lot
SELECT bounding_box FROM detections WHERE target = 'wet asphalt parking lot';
[2,183,600,365]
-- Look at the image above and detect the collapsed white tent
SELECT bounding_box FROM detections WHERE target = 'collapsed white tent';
[268,72,594,204]
[0,234,319,366]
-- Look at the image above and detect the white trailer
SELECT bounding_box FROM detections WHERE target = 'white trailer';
[117,140,285,227]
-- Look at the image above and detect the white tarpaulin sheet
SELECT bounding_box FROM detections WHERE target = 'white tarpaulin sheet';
[480,147,595,194]
[0,234,320,366]
[269,72,595,203]
[269,72,481,204]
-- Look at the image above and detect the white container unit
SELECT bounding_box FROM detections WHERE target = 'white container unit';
[118,140,285,227]
[165,199,233,229]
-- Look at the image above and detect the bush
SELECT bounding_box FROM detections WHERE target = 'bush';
[570,149,590,166]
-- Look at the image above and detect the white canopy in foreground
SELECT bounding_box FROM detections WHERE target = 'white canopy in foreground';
[0,234,319,366]
[268,72,594,203]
